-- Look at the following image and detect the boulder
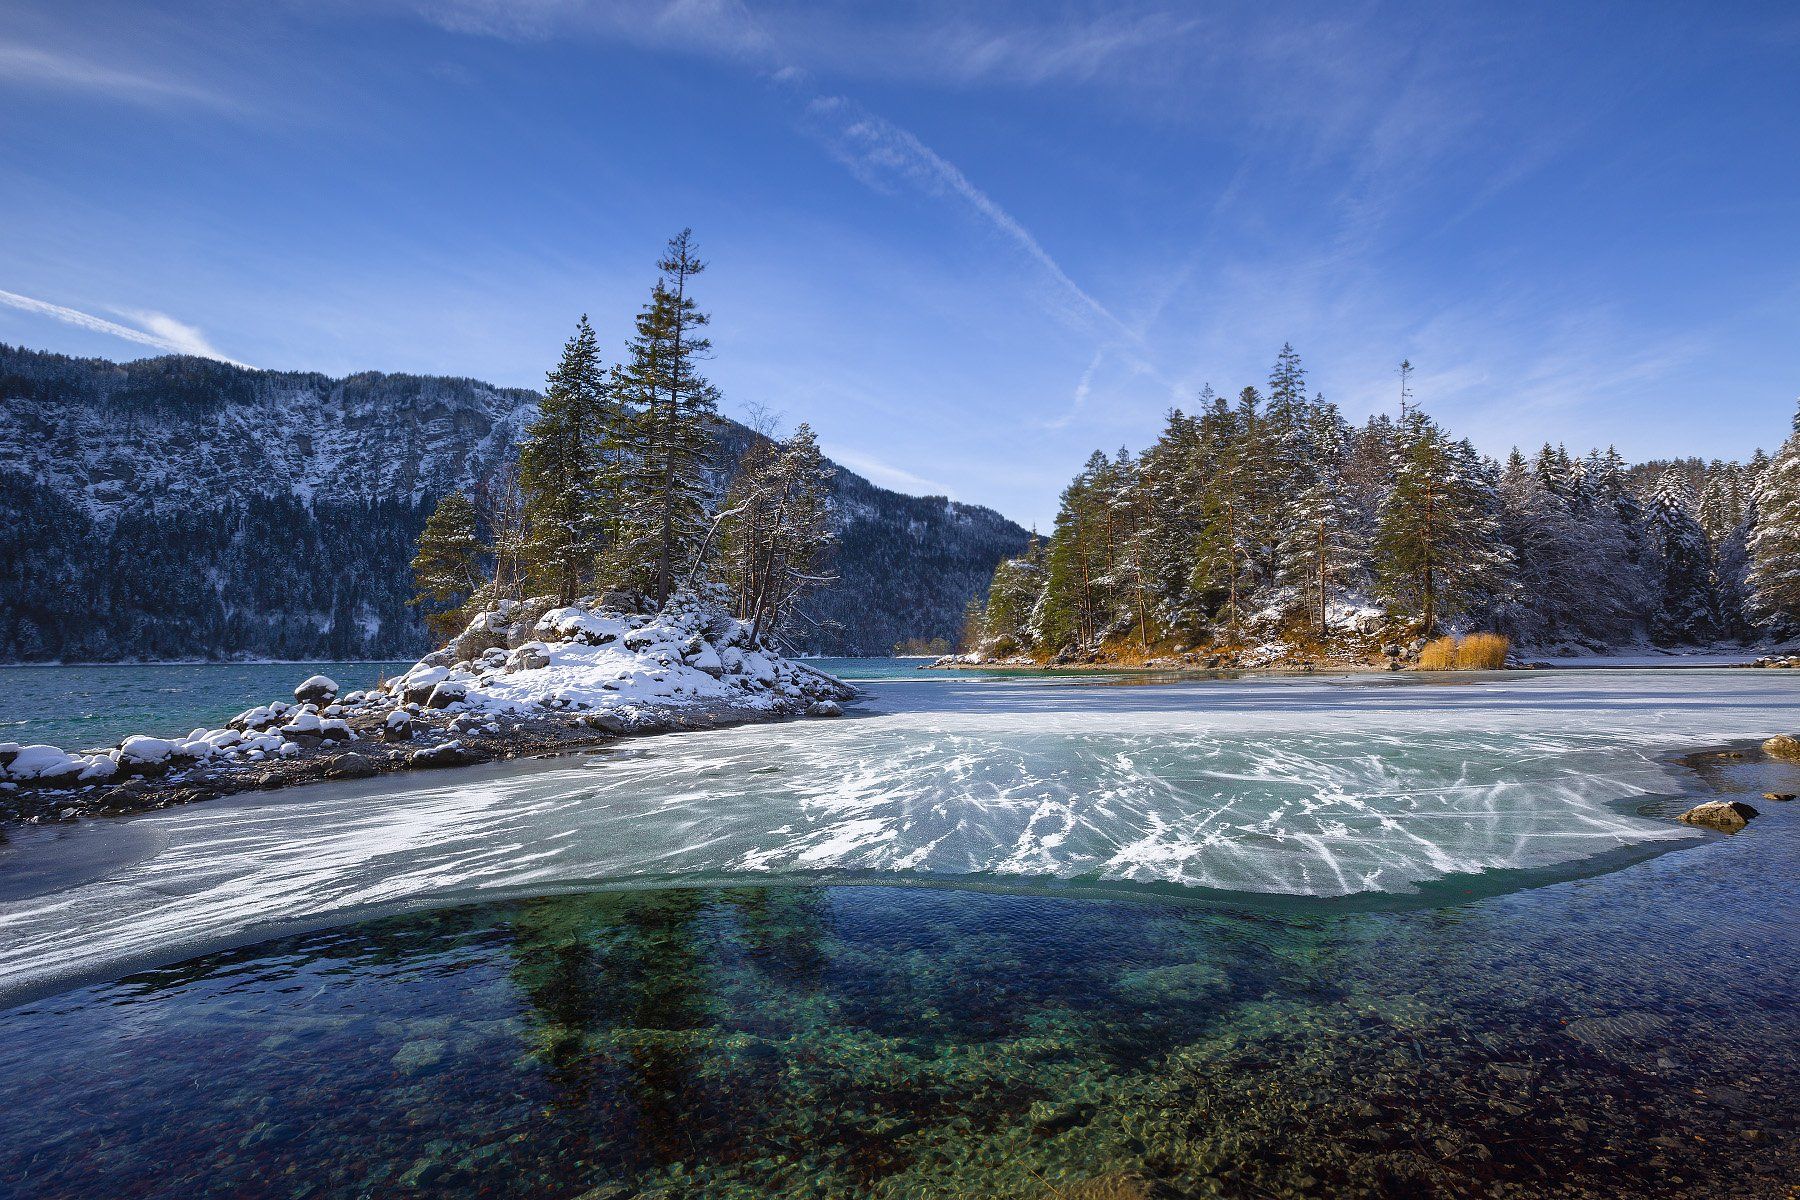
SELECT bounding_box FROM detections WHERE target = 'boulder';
[382,710,415,742]
[1763,792,1795,802]
[425,680,470,709]
[409,741,479,769]
[293,675,340,706]
[1762,735,1800,761]
[581,711,633,735]
[1678,800,1760,832]
[278,711,323,739]
[4,744,83,782]
[117,736,176,775]
[505,643,551,673]
[807,700,844,717]
[325,752,378,780]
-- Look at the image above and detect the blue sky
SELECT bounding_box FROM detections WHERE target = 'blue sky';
[2,1,1797,528]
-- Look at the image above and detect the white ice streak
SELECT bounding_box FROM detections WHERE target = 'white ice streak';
[3,669,1798,1002]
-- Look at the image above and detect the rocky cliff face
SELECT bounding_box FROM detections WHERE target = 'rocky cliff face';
[0,345,1026,661]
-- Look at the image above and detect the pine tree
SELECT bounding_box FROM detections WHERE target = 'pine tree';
[518,314,611,603]
[1748,401,1800,631]
[410,489,484,640]
[614,229,722,606]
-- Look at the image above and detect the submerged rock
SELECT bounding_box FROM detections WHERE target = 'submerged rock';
[1678,800,1760,831]
[1762,734,1800,761]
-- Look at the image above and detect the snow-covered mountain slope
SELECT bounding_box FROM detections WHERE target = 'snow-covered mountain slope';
[0,345,1027,661]
[0,350,536,519]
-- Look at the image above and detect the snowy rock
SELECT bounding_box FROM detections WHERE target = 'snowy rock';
[807,700,844,717]
[230,705,279,732]
[5,745,83,782]
[293,675,340,706]
[119,736,176,767]
[425,680,470,709]
[278,710,323,738]
[318,718,354,743]
[505,643,551,673]
[0,743,21,769]
[396,665,451,705]
[382,710,415,742]
[410,741,477,768]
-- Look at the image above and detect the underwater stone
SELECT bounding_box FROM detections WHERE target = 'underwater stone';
[1678,800,1759,831]
[1763,734,1800,761]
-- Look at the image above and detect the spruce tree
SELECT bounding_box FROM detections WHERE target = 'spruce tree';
[1374,405,1510,635]
[1748,402,1800,631]
[1280,405,1360,637]
[410,489,484,640]
[518,314,611,603]
[614,229,722,606]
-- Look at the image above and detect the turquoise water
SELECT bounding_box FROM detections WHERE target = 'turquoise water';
[0,661,413,751]
[0,658,905,751]
[2,664,1799,1196]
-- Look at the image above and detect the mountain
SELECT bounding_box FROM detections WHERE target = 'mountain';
[0,345,1028,661]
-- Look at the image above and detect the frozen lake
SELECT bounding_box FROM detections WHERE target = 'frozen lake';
[2,666,1797,1003]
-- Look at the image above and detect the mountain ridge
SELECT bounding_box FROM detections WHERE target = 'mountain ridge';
[0,344,1028,660]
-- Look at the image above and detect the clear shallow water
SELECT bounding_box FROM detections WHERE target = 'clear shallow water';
[2,666,1799,1197]
[3,669,1799,1005]
[2,826,1798,1199]
[0,661,412,751]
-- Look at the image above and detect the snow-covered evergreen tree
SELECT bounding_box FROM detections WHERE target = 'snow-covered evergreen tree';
[1374,407,1512,635]
[1647,470,1716,644]
[1748,402,1800,632]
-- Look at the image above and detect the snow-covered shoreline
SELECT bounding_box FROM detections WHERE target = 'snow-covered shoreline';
[0,594,854,826]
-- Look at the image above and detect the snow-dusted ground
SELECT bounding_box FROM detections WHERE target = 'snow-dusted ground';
[3,667,1798,1003]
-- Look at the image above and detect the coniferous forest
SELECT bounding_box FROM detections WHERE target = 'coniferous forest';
[973,346,1800,663]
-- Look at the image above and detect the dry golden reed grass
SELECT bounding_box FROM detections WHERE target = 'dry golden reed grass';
[1417,636,1460,670]
[1418,633,1510,670]
[1456,632,1510,669]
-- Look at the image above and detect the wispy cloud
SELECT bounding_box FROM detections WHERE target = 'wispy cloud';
[803,94,1134,345]
[826,445,954,498]
[0,41,227,107]
[0,289,247,366]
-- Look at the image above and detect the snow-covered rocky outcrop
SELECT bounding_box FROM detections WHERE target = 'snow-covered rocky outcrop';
[1,595,853,824]
[386,592,852,729]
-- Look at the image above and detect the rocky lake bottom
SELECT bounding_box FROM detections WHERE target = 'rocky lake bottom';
[1,664,1798,1198]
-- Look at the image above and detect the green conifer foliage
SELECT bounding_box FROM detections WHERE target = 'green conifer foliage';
[409,489,484,639]
[614,229,722,606]
[518,314,611,603]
